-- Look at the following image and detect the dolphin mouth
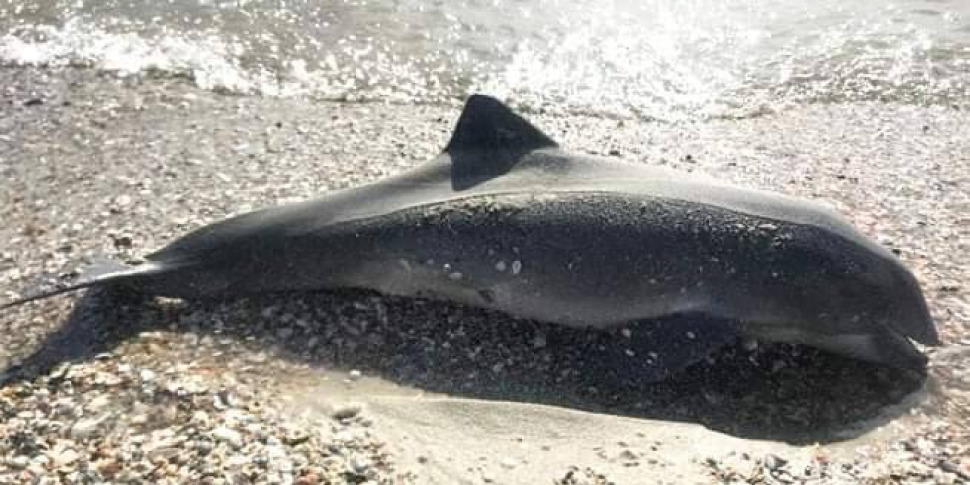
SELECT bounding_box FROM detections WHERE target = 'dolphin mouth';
[741,324,927,371]
[910,308,942,346]
[915,322,942,347]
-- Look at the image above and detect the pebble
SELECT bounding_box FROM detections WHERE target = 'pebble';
[763,453,788,470]
[211,427,243,448]
[191,410,211,426]
[939,460,967,478]
[296,474,320,485]
[88,394,111,410]
[147,446,181,463]
[331,403,363,420]
[94,371,123,386]
[194,440,214,454]
[350,454,370,474]
[70,413,111,439]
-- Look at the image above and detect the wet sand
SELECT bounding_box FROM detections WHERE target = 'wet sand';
[1,67,968,483]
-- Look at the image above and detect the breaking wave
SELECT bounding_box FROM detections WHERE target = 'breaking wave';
[1,0,968,120]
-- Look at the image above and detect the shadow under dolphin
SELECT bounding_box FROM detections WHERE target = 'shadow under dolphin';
[1,289,928,445]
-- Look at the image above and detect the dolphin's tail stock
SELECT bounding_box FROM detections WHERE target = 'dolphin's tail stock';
[1,258,166,311]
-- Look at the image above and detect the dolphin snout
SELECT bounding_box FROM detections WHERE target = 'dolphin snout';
[895,272,939,346]
[908,309,940,346]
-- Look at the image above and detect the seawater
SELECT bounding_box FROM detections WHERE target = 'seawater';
[1,0,968,120]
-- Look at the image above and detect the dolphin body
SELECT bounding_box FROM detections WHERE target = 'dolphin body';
[2,95,938,372]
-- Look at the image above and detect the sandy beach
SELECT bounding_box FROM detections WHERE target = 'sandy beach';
[1,66,969,483]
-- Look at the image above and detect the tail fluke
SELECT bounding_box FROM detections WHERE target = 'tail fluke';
[1,259,164,311]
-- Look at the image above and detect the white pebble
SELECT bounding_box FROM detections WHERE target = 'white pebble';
[511,260,522,275]
[212,427,243,448]
[331,403,363,420]
[191,410,210,426]
[351,454,371,473]
[70,413,111,439]
[495,261,507,272]
[266,444,287,459]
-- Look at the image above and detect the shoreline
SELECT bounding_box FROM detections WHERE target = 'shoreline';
[1,66,968,484]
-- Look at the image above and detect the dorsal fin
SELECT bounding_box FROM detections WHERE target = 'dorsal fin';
[445,95,558,190]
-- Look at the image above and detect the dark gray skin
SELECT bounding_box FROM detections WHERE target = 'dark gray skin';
[3,95,939,372]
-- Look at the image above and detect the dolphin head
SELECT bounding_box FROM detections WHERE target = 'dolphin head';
[731,220,938,369]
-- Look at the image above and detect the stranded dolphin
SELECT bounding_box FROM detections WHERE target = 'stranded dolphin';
[2,95,939,372]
